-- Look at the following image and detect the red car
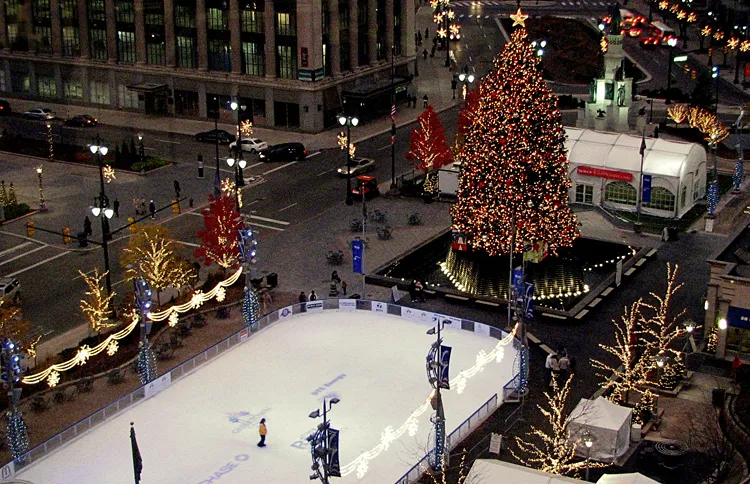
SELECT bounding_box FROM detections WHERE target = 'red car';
[640,36,661,48]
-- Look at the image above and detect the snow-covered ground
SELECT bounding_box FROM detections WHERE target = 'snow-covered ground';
[14,309,517,484]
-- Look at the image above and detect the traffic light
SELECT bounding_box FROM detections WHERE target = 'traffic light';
[25,222,35,237]
[712,66,720,78]
[691,69,697,80]
[62,227,71,244]
[171,199,180,214]
[128,217,137,233]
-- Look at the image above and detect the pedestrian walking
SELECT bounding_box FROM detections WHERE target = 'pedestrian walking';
[417,31,422,45]
[558,352,571,379]
[544,351,555,387]
[425,27,429,39]
[341,280,348,296]
[299,291,308,303]
[174,180,181,199]
[140,199,147,216]
[113,198,120,218]
[423,48,428,60]
[257,418,267,447]
[331,271,341,284]
[148,200,156,219]
[415,280,426,302]
[309,290,318,301]
[133,198,140,215]
[430,44,436,57]
[423,95,429,109]
[261,291,272,313]
[550,355,561,387]
[83,216,92,236]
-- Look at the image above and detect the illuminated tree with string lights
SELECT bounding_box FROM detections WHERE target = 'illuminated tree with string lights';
[406,106,452,197]
[195,194,243,275]
[450,9,578,257]
[79,268,117,334]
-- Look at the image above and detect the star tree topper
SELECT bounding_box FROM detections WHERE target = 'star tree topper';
[510,8,529,27]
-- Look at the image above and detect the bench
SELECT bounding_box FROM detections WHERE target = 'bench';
[53,386,78,404]
[641,408,666,435]
[170,332,184,348]
[76,377,94,393]
[107,368,125,385]
[191,314,208,328]
[155,343,175,361]
[31,395,49,413]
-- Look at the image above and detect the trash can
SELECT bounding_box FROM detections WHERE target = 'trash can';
[712,388,726,408]
[266,273,278,288]
[631,423,642,443]
[667,227,678,241]
[77,233,88,248]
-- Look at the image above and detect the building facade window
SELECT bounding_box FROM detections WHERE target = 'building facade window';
[5,0,24,50]
[275,12,295,36]
[32,0,52,52]
[241,10,263,33]
[208,39,231,71]
[604,181,637,206]
[207,7,227,30]
[375,0,385,60]
[177,36,196,68]
[89,80,110,104]
[7,25,19,47]
[117,84,139,108]
[358,0,368,65]
[62,26,80,56]
[61,0,79,56]
[175,4,195,28]
[115,0,134,22]
[88,0,108,60]
[643,186,675,212]
[276,44,296,79]
[0,72,6,92]
[11,75,30,93]
[89,29,107,60]
[145,0,166,65]
[242,42,264,76]
[274,101,299,128]
[118,30,136,62]
[37,75,56,97]
[693,179,703,200]
[575,184,594,204]
[63,79,84,99]
[681,184,687,208]
[207,0,230,71]
[174,89,199,115]
[34,26,53,52]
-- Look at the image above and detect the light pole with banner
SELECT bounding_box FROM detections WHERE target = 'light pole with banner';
[89,137,116,317]
[426,318,452,471]
[238,227,259,329]
[231,100,247,187]
[307,397,341,483]
[338,115,359,206]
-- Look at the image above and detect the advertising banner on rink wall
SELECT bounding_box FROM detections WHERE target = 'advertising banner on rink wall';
[338,299,357,311]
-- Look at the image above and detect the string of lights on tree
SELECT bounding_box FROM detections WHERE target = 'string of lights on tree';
[194,194,245,271]
[341,326,517,479]
[450,9,579,257]
[238,227,260,328]
[666,104,729,143]
[406,106,452,198]
[2,337,29,460]
[22,267,243,387]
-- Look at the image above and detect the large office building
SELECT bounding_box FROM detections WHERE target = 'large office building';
[0,0,416,132]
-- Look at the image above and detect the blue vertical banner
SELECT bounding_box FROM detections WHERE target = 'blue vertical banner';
[328,428,341,477]
[642,174,652,203]
[352,240,363,274]
[438,345,452,389]
[523,283,534,319]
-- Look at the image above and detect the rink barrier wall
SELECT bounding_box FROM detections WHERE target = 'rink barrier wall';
[394,393,499,484]
[1,299,518,479]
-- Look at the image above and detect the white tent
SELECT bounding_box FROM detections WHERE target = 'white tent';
[565,128,707,218]
[597,472,660,483]
[567,396,633,463]
[465,459,582,483]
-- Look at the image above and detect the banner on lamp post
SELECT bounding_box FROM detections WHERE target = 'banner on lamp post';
[642,174,652,203]
[352,239,363,274]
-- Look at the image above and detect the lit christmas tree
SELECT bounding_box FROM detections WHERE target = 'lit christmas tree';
[450,10,578,257]
[406,105,453,197]
[633,389,656,425]
[194,194,244,274]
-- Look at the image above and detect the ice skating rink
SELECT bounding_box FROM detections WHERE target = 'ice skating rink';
[14,307,517,484]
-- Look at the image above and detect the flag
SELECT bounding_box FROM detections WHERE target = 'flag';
[130,423,143,483]
[639,136,647,156]
[391,104,396,122]
[391,123,396,145]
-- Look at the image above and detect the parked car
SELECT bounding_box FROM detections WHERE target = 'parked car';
[65,114,98,127]
[337,157,375,177]
[23,108,55,120]
[0,277,20,303]
[229,138,268,153]
[258,142,307,162]
[194,129,236,144]
[0,100,11,115]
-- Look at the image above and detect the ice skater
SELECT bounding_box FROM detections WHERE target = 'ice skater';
[257,418,267,447]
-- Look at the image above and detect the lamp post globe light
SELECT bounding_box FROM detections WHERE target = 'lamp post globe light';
[458,71,474,100]
[226,156,247,211]
[137,132,145,165]
[89,139,115,309]
[338,115,359,206]
[666,37,678,104]
[582,431,595,481]
[35,165,46,212]
[231,100,247,187]
[307,397,342,483]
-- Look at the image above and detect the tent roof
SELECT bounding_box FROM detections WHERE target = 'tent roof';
[466,459,582,483]
[598,473,660,484]
[568,396,633,431]
[565,128,705,178]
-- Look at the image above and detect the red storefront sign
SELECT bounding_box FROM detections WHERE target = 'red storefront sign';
[577,165,633,182]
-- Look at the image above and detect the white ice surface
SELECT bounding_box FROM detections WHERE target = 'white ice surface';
[14,310,516,484]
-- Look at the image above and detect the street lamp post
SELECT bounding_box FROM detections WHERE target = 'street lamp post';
[213,111,221,197]
[583,431,595,481]
[666,37,678,103]
[231,100,247,187]
[390,45,397,191]
[307,397,341,484]
[458,72,474,100]
[655,353,667,387]
[226,156,247,212]
[35,166,46,212]
[137,132,145,166]
[338,115,359,206]
[133,277,157,384]
[89,138,115,316]
[712,65,721,112]
[426,318,451,471]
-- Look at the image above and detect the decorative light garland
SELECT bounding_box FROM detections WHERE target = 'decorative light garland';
[23,267,243,386]
[340,325,518,478]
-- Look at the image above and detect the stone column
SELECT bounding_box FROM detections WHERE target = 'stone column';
[105,0,117,61]
[348,0,357,70]
[384,0,393,58]
[367,0,376,65]
[230,0,241,73]
[0,1,7,52]
[401,0,414,58]
[263,1,275,78]
[51,0,62,56]
[196,0,208,70]
[264,86,274,125]
[164,0,176,66]
[327,0,339,76]
[135,0,146,63]
[78,0,90,58]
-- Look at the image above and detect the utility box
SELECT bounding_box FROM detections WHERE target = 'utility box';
[266,273,278,288]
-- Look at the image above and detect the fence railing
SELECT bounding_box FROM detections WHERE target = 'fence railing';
[2,299,517,480]
[394,393,500,484]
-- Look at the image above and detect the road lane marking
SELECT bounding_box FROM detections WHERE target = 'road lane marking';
[177,241,200,248]
[262,161,298,175]
[249,215,290,225]
[377,144,391,151]
[144,147,157,151]
[6,251,70,278]
[278,203,297,212]
[307,151,321,158]
[72,268,97,281]
[247,222,284,231]
[155,139,181,144]
[248,162,264,169]
[0,242,32,257]
[0,245,47,267]
[317,168,336,176]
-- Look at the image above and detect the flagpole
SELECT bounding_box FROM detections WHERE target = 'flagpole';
[130,422,143,484]
[636,130,646,230]
[390,44,397,191]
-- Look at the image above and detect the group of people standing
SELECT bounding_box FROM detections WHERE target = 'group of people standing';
[545,348,576,387]
[299,271,349,303]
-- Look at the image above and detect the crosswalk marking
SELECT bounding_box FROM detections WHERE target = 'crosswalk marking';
[0,241,32,258]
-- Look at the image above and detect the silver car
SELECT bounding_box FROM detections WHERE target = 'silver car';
[337,157,375,177]
[229,138,268,153]
[23,108,55,120]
